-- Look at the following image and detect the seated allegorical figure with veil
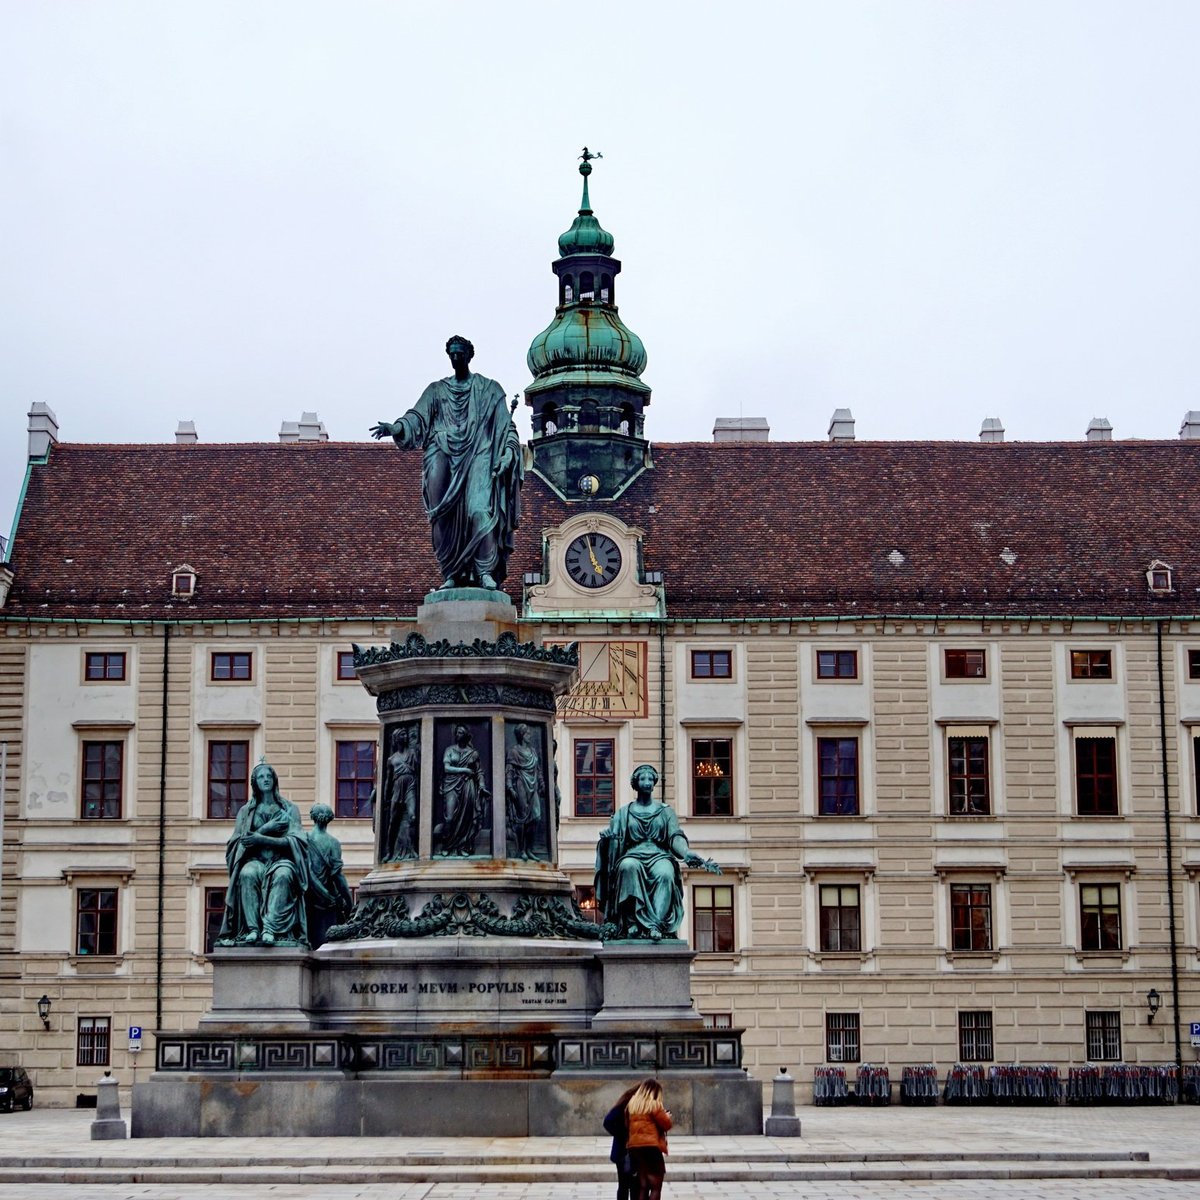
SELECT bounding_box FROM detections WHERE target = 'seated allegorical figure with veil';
[217,760,310,947]
[595,764,720,940]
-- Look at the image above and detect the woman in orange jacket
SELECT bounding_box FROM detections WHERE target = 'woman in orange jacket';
[624,1078,671,1200]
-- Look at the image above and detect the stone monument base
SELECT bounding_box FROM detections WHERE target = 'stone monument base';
[134,939,763,1137]
[132,1068,762,1138]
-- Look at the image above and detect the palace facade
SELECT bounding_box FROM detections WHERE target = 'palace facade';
[2,166,1198,1105]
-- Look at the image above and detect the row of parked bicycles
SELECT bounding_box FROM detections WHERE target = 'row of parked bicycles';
[813,1062,1200,1106]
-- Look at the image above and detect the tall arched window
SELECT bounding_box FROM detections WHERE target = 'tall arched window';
[562,276,574,304]
[580,272,595,301]
[600,274,612,303]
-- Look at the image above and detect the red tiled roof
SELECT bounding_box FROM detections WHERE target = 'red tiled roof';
[5,440,1199,620]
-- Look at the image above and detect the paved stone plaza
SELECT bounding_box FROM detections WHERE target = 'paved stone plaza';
[2,1103,1199,1199]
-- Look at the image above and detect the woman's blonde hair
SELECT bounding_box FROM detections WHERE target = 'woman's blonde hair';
[624,1078,663,1116]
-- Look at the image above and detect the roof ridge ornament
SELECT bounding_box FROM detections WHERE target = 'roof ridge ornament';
[578,147,602,214]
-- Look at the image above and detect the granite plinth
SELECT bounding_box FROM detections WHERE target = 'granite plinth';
[132,1071,763,1137]
[202,948,313,1028]
[414,592,519,644]
[591,941,702,1029]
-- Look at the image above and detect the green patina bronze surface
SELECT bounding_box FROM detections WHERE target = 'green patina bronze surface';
[326,891,601,942]
[306,803,353,948]
[371,336,522,590]
[217,762,311,948]
[353,630,578,669]
[595,764,721,940]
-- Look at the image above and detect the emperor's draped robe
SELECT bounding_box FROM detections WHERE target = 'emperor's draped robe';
[390,372,522,583]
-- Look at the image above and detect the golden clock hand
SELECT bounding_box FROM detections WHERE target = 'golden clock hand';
[587,537,605,575]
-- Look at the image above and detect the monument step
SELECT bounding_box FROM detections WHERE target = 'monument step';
[0,1148,1151,1168]
[0,1155,1184,1186]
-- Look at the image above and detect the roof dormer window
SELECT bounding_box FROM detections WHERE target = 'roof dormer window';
[172,564,197,599]
[1146,560,1174,595]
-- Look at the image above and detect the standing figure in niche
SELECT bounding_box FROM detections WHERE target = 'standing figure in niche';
[595,764,720,940]
[383,724,419,861]
[505,723,545,860]
[434,725,488,856]
[305,803,353,948]
[218,761,309,947]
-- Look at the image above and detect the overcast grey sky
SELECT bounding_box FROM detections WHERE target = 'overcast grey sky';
[3,1,1198,543]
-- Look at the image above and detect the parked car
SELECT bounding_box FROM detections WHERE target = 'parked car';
[0,1067,33,1111]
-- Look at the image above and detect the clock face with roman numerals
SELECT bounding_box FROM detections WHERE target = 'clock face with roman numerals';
[564,533,622,589]
[553,640,648,719]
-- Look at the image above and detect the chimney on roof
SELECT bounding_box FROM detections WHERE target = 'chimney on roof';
[281,414,328,442]
[979,417,1005,443]
[1181,412,1200,440]
[297,412,328,442]
[713,417,770,443]
[27,402,58,460]
[828,408,855,442]
[175,420,198,444]
[1086,417,1112,442]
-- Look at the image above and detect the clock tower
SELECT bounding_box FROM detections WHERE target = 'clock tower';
[525,150,652,501]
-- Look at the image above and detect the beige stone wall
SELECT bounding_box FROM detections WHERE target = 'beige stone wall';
[2,616,1198,1105]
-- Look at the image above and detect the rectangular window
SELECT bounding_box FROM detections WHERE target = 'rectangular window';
[825,1012,861,1063]
[573,884,603,925]
[76,888,118,956]
[1080,883,1122,951]
[817,737,859,816]
[1075,736,1118,815]
[336,650,357,681]
[958,1011,994,1062]
[691,649,732,679]
[574,738,616,817]
[1189,649,1200,680]
[76,1017,112,1067]
[81,741,123,819]
[1071,649,1112,679]
[702,1012,733,1030]
[948,735,990,815]
[204,886,226,954]
[817,650,858,680]
[207,740,250,819]
[692,737,733,816]
[950,884,993,952]
[210,651,252,681]
[819,884,861,952]
[692,884,735,953]
[1085,1010,1122,1061]
[335,740,376,819]
[945,648,987,679]
[84,652,126,681]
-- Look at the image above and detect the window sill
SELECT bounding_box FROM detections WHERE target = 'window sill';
[69,955,124,974]
[945,950,1001,964]
[1075,950,1129,965]
[946,812,996,820]
[811,951,871,966]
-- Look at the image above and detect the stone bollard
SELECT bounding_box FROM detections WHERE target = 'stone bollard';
[764,1066,802,1137]
[90,1070,128,1140]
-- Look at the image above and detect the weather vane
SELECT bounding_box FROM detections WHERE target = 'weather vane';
[580,147,603,165]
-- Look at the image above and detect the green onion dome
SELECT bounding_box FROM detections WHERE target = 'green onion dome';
[527,306,647,378]
[557,158,615,257]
